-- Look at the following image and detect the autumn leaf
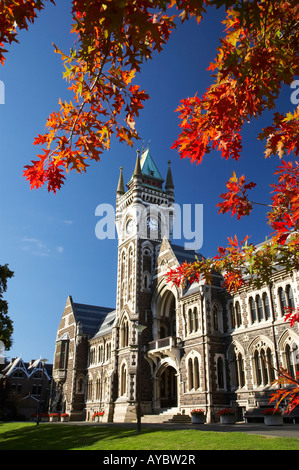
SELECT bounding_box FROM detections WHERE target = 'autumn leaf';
[217,172,256,219]
[0,0,55,65]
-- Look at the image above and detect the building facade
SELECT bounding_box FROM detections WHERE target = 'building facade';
[50,147,299,423]
[0,357,52,420]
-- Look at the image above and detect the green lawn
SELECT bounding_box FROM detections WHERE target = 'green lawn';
[0,422,299,450]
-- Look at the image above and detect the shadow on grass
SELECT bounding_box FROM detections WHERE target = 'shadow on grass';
[0,423,156,450]
[2,422,299,451]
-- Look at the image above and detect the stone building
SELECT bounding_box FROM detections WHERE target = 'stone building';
[0,357,52,420]
[49,147,299,423]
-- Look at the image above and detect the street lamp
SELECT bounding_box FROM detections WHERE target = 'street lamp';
[133,321,147,433]
[36,358,48,426]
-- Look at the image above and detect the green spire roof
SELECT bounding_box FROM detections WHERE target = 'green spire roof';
[140,147,164,182]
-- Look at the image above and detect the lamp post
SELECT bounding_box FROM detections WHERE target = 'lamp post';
[133,321,147,433]
[36,358,48,426]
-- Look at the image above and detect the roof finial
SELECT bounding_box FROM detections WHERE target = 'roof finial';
[165,160,174,191]
[116,166,125,195]
[134,149,142,177]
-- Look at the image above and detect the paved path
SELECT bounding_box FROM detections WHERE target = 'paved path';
[61,420,299,440]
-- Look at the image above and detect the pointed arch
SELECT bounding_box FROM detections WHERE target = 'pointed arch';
[278,329,299,378]
[211,299,223,332]
[119,311,130,348]
[227,341,246,389]
[185,350,201,392]
[152,281,179,340]
[248,336,276,386]
[119,359,128,397]
[153,358,179,409]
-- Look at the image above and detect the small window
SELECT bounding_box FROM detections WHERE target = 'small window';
[213,305,219,331]
[120,363,127,396]
[256,295,264,322]
[187,354,200,391]
[278,287,287,315]
[286,285,295,309]
[121,317,129,347]
[249,297,257,323]
[263,293,271,320]
[217,357,225,389]
[234,302,241,327]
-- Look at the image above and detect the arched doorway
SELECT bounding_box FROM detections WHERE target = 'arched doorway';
[160,366,177,408]
[155,362,178,410]
[154,288,177,339]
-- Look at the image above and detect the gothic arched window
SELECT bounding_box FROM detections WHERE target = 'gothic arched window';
[187,353,200,391]
[213,305,219,331]
[193,307,199,332]
[95,378,101,401]
[212,302,223,332]
[230,303,236,329]
[254,349,262,386]
[229,347,245,388]
[235,301,242,327]
[262,292,271,320]
[286,285,295,309]
[188,309,193,334]
[98,345,103,363]
[120,316,129,348]
[194,357,200,390]
[278,287,287,315]
[256,295,264,322]
[188,358,193,390]
[285,343,299,379]
[249,297,257,324]
[217,357,225,389]
[120,363,127,396]
[142,245,152,274]
[87,378,93,401]
[252,343,275,386]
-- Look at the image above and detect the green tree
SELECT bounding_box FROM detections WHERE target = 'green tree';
[0,264,14,350]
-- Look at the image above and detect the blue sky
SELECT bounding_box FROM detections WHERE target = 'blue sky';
[0,2,295,363]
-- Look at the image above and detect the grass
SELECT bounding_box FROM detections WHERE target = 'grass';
[1,422,299,450]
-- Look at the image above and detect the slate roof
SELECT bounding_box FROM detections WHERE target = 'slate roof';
[93,309,116,339]
[2,357,52,379]
[170,243,204,265]
[72,302,115,337]
[1,357,27,377]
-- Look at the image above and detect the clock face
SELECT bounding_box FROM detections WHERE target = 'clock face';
[147,217,159,231]
[126,218,134,234]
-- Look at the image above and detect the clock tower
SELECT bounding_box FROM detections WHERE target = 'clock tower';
[113,146,175,421]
